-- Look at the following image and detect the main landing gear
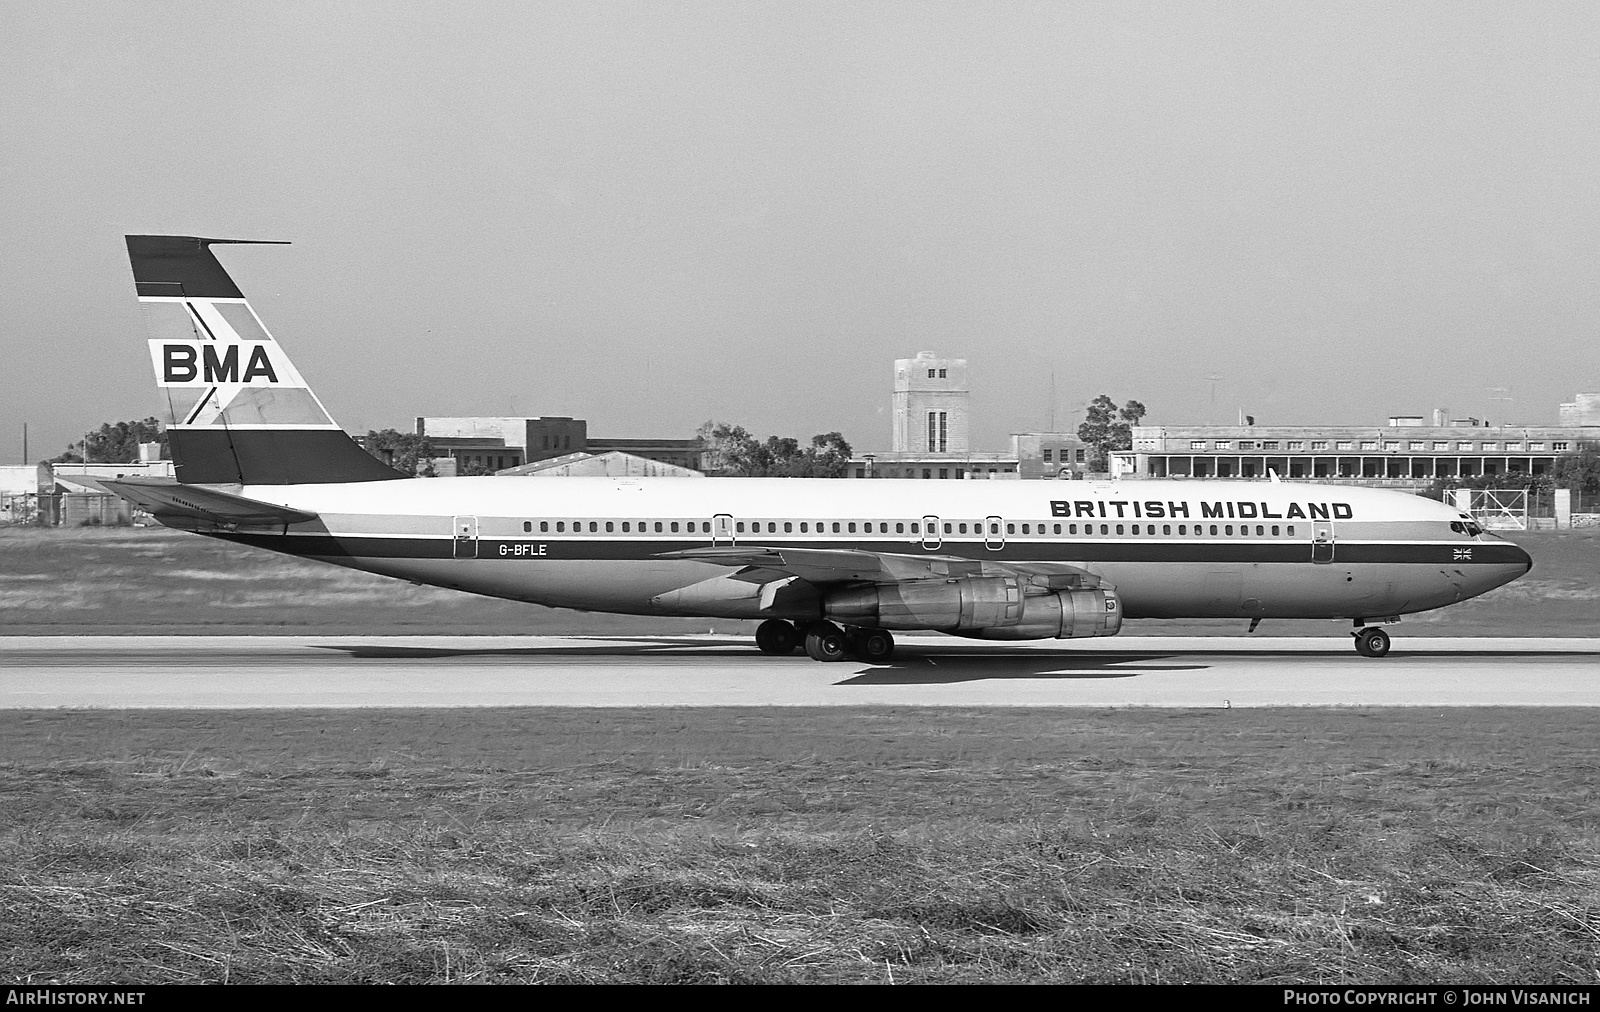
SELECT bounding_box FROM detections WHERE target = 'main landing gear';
[754,620,894,662]
[1353,625,1391,658]
[755,619,799,655]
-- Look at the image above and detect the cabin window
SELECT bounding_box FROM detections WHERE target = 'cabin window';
[1054,524,1062,534]
[522,521,531,533]
[832,522,841,533]
[1007,523,1016,534]
[1163,525,1171,535]
[670,522,679,533]
[848,522,856,533]
[800,522,809,533]
[1270,525,1278,536]
[944,523,952,534]
[1225,525,1234,535]
[990,523,1000,535]
[556,522,565,532]
[1117,524,1125,535]
[1019,524,1027,534]
[910,523,920,533]
[621,522,630,532]
[766,522,775,533]
[958,523,967,534]
[736,522,745,533]
[1287,525,1295,536]
[1209,525,1218,535]
[784,522,792,533]
[1255,525,1263,536]
[589,522,598,532]
[1100,524,1109,535]
[896,522,905,534]
[1177,525,1185,535]
[605,522,614,532]
[655,522,663,533]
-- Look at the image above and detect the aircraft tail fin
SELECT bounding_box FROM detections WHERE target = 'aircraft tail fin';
[126,235,405,485]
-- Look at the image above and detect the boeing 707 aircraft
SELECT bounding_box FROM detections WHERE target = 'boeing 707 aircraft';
[102,236,1532,660]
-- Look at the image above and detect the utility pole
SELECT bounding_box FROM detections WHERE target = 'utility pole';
[1048,369,1056,432]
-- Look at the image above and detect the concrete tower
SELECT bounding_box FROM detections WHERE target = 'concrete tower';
[892,351,970,454]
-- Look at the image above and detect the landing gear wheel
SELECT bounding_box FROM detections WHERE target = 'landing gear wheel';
[804,622,848,662]
[1354,627,1391,658]
[755,620,798,656]
[856,629,895,663]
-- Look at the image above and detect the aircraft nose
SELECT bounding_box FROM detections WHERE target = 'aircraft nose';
[1513,543,1533,575]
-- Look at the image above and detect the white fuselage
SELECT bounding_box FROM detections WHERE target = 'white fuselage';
[201,476,1530,626]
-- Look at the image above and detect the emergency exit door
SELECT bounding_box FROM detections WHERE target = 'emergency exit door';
[453,516,478,559]
[1311,520,1334,563]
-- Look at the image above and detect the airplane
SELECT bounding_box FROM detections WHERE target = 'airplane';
[101,235,1533,661]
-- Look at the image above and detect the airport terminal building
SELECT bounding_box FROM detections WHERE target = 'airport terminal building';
[1116,409,1600,491]
[415,416,704,474]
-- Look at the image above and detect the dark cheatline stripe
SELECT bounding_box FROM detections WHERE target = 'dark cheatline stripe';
[169,428,407,485]
[210,532,1529,567]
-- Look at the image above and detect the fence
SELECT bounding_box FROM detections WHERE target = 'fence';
[1453,488,1600,529]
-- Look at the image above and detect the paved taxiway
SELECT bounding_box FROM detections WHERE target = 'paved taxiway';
[1,635,1598,708]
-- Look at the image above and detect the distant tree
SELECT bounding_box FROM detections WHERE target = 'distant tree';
[1077,395,1146,471]
[697,421,853,477]
[1554,441,1600,494]
[362,429,438,476]
[53,417,167,464]
[696,421,761,474]
[779,432,853,478]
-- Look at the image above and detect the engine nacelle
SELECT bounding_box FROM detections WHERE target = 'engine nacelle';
[824,577,1024,631]
[962,588,1123,640]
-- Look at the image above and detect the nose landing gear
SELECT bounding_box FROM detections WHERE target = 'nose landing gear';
[1353,626,1391,657]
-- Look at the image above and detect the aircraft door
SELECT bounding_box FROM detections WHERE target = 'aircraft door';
[452,515,478,559]
[1311,520,1334,563]
[713,513,735,547]
[921,515,941,551]
[984,515,1005,551]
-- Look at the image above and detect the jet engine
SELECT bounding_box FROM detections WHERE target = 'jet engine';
[823,576,1024,630]
[824,577,1122,639]
[962,587,1122,640]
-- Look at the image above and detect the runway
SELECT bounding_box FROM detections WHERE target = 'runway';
[2,634,1599,708]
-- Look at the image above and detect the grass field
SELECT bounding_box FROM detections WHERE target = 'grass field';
[4,528,1598,983]
[2,707,1597,983]
[2,524,1597,636]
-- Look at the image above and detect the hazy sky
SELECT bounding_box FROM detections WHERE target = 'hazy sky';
[4,1,1598,462]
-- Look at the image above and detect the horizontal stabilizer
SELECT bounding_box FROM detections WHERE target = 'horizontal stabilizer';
[126,235,289,299]
[99,477,318,527]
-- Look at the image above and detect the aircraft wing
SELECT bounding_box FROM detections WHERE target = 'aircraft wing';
[656,545,1107,590]
[99,477,318,528]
